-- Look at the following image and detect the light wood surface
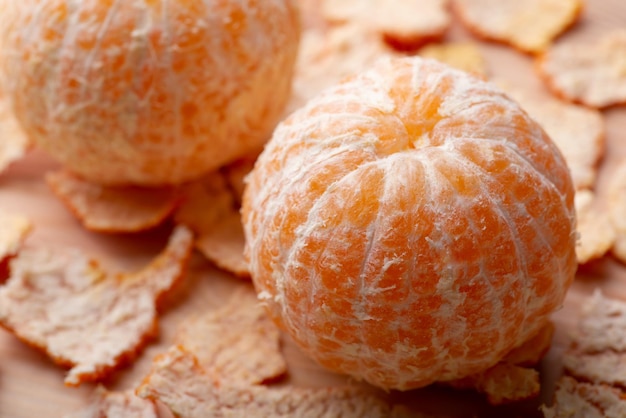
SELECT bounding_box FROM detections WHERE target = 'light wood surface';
[1,2,626,417]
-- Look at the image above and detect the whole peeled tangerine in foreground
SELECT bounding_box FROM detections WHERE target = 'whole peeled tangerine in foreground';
[0,0,299,186]
[242,57,577,391]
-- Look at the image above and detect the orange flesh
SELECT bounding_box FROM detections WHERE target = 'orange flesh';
[0,0,300,185]
[242,57,577,390]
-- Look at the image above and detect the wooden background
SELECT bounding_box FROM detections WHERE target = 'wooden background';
[1,1,626,417]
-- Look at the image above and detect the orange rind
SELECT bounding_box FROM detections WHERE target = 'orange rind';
[243,56,577,391]
[0,87,29,174]
[46,170,182,233]
[136,345,400,418]
[544,292,626,417]
[453,0,582,54]
[174,174,249,278]
[563,290,626,386]
[537,29,626,108]
[418,42,487,78]
[222,152,261,206]
[608,162,626,264]
[574,190,615,265]
[65,387,157,418]
[173,287,286,384]
[0,211,31,280]
[288,23,397,114]
[194,213,249,279]
[0,225,193,386]
[321,0,450,51]
[542,376,626,418]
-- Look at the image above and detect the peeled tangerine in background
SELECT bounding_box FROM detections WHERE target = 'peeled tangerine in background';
[242,56,578,391]
[0,0,300,186]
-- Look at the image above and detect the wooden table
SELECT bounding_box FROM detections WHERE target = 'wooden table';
[1,1,626,416]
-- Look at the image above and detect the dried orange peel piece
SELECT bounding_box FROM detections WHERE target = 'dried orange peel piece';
[0,87,29,174]
[46,170,182,233]
[321,0,450,50]
[175,174,249,278]
[175,174,233,233]
[0,225,193,386]
[194,213,248,278]
[574,190,615,264]
[537,30,626,108]
[608,162,626,264]
[453,0,582,54]
[174,287,286,384]
[64,387,157,418]
[544,292,626,417]
[563,290,626,386]
[288,23,397,113]
[497,81,605,191]
[0,211,31,280]
[222,152,260,206]
[542,376,626,418]
[136,345,398,418]
[418,42,487,78]
[565,351,626,389]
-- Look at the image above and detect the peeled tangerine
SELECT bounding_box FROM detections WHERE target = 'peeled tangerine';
[0,0,299,186]
[242,56,577,391]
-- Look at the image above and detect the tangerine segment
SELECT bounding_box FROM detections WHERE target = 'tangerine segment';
[242,57,577,391]
[0,0,299,186]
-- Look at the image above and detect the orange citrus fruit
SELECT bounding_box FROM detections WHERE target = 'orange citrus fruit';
[242,56,577,391]
[0,0,299,186]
